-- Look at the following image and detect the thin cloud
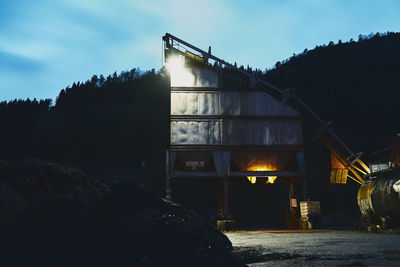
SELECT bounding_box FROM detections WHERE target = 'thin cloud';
[0,50,45,73]
[0,0,400,100]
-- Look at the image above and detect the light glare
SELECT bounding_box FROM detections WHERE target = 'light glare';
[247,176,257,184]
[166,55,194,87]
[267,176,277,184]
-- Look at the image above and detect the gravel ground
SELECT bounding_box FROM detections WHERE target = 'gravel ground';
[227,230,400,266]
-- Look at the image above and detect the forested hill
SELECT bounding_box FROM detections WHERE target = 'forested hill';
[1,32,400,166]
[0,69,170,164]
[264,32,400,158]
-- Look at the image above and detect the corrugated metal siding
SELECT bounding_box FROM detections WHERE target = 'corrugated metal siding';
[221,91,299,116]
[171,120,220,145]
[171,92,219,115]
[220,92,240,115]
[170,66,302,146]
[171,120,302,145]
[171,91,299,116]
[221,120,302,145]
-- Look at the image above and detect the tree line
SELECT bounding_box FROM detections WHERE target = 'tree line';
[1,31,400,166]
[0,69,169,164]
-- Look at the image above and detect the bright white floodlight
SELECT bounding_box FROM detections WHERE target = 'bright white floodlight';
[166,55,194,87]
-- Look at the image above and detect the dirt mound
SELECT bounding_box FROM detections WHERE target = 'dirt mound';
[0,160,243,266]
[90,181,241,266]
[0,159,109,232]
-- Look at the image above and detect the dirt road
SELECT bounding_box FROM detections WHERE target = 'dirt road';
[227,230,400,266]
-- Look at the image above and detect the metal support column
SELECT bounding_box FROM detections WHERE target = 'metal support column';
[213,151,231,220]
[217,179,224,219]
[223,177,229,219]
[166,150,172,200]
[296,151,308,200]
[288,180,296,219]
[166,150,176,201]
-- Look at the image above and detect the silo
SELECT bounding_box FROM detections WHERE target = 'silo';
[163,33,306,228]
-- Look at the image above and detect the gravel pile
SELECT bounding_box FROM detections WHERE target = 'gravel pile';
[0,159,243,266]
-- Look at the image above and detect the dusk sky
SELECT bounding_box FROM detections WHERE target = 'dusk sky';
[1,0,400,101]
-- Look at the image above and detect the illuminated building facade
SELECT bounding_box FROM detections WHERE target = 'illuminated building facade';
[163,33,306,227]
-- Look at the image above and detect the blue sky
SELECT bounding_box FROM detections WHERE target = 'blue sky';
[1,0,400,101]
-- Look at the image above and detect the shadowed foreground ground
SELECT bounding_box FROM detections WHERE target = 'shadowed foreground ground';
[227,230,400,266]
[0,159,244,267]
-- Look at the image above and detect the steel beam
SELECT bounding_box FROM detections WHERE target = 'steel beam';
[169,145,304,151]
[172,170,303,178]
[171,115,301,121]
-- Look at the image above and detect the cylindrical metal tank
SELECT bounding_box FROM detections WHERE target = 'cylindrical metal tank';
[358,169,400,230]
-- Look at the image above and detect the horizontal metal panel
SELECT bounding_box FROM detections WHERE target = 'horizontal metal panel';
[171,91,299,116]
[171,92,219,115]
[171,171,302,178]
[171,87,221,91]
[220,91,299,116]
[171,120,220,145]
[171,119,302,145]
[221,120,302,145]
[175,151,215,171]
[220,91,240,115]
[171,67,218,88]
[171,115,301,120]
[169,145,304,150]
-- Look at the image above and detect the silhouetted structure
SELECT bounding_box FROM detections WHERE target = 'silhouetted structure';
[1,32,400,228]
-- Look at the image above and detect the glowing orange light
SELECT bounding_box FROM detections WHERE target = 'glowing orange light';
[246,164,278,184]
[247,164,277,172]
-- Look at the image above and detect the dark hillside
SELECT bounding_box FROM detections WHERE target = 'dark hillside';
[265,32,400,158]
[0,69,170,192]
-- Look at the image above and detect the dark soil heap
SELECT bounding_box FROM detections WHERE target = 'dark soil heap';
[0,159,243,266]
